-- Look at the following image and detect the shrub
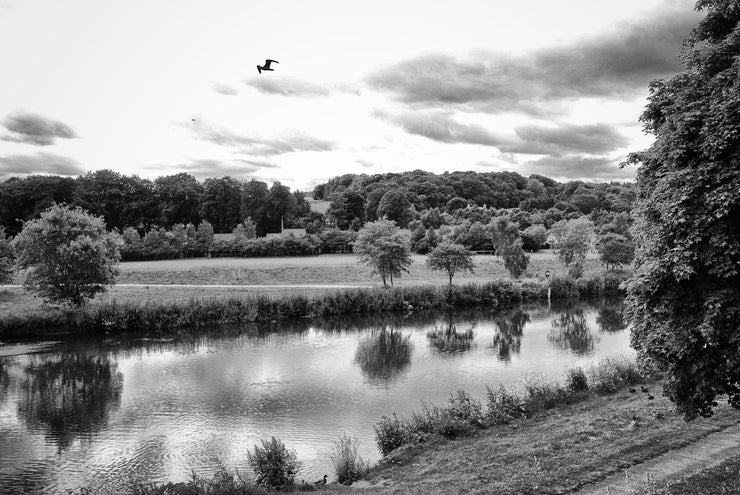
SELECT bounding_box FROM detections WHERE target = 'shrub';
[485,385,527,425]
[329,435,369,485]
[588,355,643,394]
[246,437,301,489]
[374,413,407,456]
[522,373,571,411]
[446,389,484,427]
[566,367,589,393]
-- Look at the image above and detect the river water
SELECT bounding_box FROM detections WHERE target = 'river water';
[0,299,631,494]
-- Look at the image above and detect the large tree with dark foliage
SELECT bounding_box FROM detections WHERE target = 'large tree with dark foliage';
[74,170,157,230]
[199,176,243,233]
[0,175,76,235]
[623,0,740,419]
[154,173,203,227]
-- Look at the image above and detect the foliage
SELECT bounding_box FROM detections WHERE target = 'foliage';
[550,217,594,267]
[521,223,547,251]
[596,233,635,271]
[565,367,589,393]
[0,227,14,285]
[354,220,412,287]
[329,435,369,485]
[426,240,475,285]
[233,219,257,241]
[132,464,271,494]
[199,176,243,233]
[490,216,520,256]
[622,0,740,419]
[374,413,407,456]
[485,385,527,425]
[327,190,366,230]
[502,239,529,278]
[246,437,301,489]
[12,204,121,306]
[377,189,414,228]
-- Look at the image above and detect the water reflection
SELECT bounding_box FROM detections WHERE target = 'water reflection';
[547,305,596,354]
[488,308,530,363]
[354,327,413,386]
[596,299,627,333]
[17,353,123,450]
[426,315,476,355]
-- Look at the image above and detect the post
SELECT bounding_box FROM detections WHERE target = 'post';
[545,270,551,309]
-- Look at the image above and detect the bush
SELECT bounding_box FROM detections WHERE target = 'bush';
[374,413,407,456]
[566,367,589,393]
[329,435,369,485]
[485,385,527,425]
[522,374,571,412]
[446,389,484,427]
[246,437,301,489]
[588,355,643,394]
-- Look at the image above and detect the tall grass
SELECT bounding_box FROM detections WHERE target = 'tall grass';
[374,354,649,457]
[0,273,629,338]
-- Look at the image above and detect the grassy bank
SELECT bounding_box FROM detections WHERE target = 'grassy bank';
[0,273,625,338]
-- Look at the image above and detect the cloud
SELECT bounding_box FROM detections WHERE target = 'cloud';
[504,123,628,155]
[213,83,238,96]
[190,121,334,155]
[366,8,697,113]
[1,112,78,146]
[0,152,85,179]
[376,109,506,146]
[245,76,331,97]
[523,155,636,181]
[356,159,375,168]
[176,158,278,179]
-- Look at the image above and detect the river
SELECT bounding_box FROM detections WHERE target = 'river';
[0,298,631,494]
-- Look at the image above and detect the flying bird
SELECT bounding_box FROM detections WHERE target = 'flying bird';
[257,59,279,74]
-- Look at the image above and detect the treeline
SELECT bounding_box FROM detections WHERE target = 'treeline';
[315,169,634,229]
[0,170,634,262]
[119,223,357,261]
[0,171,314,236]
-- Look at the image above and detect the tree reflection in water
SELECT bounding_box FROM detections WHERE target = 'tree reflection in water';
[17,353,123,450]
[426,315,476,355]
[596,299,627,333]
[354,327,413,386]
[548,306,596,355]
[488,308,530,363]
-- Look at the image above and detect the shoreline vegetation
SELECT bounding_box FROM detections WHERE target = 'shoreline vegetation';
[0,270,626,339]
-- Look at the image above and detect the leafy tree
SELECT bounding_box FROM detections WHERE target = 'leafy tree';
[154,173,203,227]
[354,219,412,287]
[241,180,271,236]
[199,176,243,233]
[12,205,121,306]
[622,0,740,419]
[426,240,475,286]
[232,218,257,241]
[0,227,14,286]
[328,190,366,229]
[521,224,547,251]
[120,227,143,260]
[266,181,297,233]
[549,217,595,270]
[490,216,520,257]
[377,189,414,228]
[247,437,301,489]
[597,233,635,271]
[0,175,76,235]
[502,239,529,278]
[194,221,214,254]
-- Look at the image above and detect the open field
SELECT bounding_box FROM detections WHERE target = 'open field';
[116,251,608,287]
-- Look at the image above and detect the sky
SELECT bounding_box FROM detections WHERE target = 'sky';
[0,0,702,190]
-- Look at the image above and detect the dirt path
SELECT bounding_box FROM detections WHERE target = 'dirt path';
[576,423,740,494]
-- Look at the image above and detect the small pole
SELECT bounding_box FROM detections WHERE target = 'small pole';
[545,270,551,309]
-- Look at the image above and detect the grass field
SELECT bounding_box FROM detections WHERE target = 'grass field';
[116,251,607,286]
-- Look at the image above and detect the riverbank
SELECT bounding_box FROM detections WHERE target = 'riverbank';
[0,274,625,339]
[337,380,740,494]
